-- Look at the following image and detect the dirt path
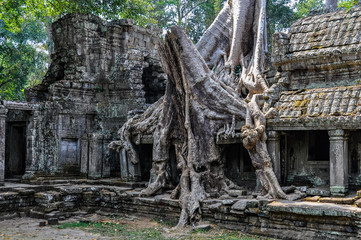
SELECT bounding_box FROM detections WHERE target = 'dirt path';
[0,215,273,240]
[0,217,113,240]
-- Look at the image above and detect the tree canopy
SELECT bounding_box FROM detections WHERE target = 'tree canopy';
[1,0,359,100]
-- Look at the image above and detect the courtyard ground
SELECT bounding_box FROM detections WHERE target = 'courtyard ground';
[0,214,275,240]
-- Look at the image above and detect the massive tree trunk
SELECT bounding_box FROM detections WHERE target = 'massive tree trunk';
[110,0,290,227]
[325,0,338,10]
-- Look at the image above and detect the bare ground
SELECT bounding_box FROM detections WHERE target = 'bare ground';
[0,214,274,240]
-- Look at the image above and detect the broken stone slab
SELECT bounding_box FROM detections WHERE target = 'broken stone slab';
[286,192,304,201]
[231,199,259,211]
[296,186,308,192]
[35,191,61,203]
[319,197,355,205]
[193,224,211,231]
[58,187,83,194]
[304,196,321,202]
[228,190,247,197]
[306,188,331,197]
[282,185,296,194]
[267,200,361,218]
[208,203,222,211]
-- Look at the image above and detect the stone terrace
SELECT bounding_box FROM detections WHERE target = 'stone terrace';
[0,182,360,239]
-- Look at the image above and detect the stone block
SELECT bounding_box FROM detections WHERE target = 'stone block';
[306,188,331,197]
[228,190,247,197]
[231,199,259,211]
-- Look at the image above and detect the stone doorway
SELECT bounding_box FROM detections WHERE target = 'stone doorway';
[282,130,330,187]
[223,143,256,189]
[5,122,27,178]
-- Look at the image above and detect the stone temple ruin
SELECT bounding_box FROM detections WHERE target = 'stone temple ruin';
[0,13,166,182]
[1,7,361,239]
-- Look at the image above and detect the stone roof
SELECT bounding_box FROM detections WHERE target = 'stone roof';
[268,84,361,130]
[290,7,361,53]
[272,6,361,71]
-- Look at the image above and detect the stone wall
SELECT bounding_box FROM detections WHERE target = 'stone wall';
[0,184,360,239]
[21,13,166,179]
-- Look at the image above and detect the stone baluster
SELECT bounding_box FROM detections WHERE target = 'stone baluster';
[328,129,349,196]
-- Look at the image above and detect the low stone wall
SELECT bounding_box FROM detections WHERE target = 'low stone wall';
[0,183,360,239]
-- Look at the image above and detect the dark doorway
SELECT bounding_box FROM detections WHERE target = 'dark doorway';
[169,145,180,186]
[224,143,256,188]
[138,144,153,181]
[5,122,27,178]
[110,150,121,177]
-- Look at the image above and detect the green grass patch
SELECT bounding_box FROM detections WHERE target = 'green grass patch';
[58,221,164,239]
[57,220,275,240]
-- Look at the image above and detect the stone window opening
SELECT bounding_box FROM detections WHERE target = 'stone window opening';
[308,131,330,162]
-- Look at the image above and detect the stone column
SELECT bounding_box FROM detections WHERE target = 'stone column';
[267,131,281,181]
[120,149,128,181]
[119,148,141,181]
[328,129,349,196]
[23,110,39,180]
[88,133,103,179]
[0,107,7,185]
[80,135,89,176]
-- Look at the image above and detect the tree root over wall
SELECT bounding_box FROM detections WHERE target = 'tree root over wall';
[110,0,296,227]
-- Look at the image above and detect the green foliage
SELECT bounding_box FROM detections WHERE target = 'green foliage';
[0,18,48,100]
[266,0,295,49]
[0,0,157,100]
[0,0,156,31]
[339,0,360,9]
[152,0,226,42]
[294,0,325,19]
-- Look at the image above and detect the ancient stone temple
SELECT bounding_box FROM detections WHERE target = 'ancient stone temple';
[269,7,361,196]
[0,13,166,183]
[1,7,361,240]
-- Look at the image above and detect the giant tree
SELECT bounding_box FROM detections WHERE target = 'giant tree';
[111,0,298,227]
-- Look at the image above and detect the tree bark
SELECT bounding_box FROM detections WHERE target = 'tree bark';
[325,0,337,10]
[110,0,290,227]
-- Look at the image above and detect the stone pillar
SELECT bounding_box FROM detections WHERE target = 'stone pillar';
[119,148,141,181]
[80,135,89,175]
[0,107,7,185]
[267,131,281,181]
[102,139,111,178]
[88,134,103,179]
[23,110,39,180]
[328,129,349,196]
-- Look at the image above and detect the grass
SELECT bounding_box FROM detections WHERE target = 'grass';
[58,221,163,239]
[57,218,275,240]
